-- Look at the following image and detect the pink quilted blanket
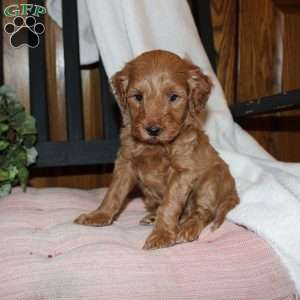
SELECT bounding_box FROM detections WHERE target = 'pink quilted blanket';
[0,188,296,300]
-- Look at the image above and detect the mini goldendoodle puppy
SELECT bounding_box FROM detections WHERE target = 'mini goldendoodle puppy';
[74,50,239,250]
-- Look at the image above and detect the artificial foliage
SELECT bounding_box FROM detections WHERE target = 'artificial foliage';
[0,85,38,197]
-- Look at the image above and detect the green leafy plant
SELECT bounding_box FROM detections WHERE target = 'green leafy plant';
[0,85,38,197]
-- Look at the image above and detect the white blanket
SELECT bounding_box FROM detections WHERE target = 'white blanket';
[48,0,300,292]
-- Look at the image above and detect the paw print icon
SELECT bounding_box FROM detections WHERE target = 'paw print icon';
[4,16,45,48]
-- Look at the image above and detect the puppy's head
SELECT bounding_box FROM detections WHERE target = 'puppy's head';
[111,50,211,144]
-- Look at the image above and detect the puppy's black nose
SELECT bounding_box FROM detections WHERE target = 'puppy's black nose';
[146,126,161,136]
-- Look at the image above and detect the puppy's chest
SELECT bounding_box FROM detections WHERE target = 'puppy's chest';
[132,147,174,194]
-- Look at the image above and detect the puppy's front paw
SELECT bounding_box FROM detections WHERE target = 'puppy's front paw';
[74,211,113,227]
[143,229,176,250]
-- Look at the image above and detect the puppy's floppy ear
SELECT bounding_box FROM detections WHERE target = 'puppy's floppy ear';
[186,63,212,114]
[110,68,130,124]
[110,69,129,109]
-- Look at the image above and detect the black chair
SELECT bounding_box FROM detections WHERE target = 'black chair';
[2,0,300,168]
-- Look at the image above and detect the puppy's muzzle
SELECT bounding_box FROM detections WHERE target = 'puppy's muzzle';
[145,126,161,137]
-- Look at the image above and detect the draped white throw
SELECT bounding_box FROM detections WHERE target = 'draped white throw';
[47,0,300,292]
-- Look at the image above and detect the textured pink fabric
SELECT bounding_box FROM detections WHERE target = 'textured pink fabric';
[0,187,296,300]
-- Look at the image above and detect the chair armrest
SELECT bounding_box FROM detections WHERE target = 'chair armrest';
[229,89,300,119]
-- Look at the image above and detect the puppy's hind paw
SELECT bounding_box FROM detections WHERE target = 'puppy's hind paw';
[176,218,203,244]
[139,213,156,225]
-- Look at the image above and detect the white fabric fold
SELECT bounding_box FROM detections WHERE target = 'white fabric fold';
[47,0,300,292]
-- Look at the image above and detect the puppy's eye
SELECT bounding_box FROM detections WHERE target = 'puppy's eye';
[169,94,179,102]
[133,94,143,102]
